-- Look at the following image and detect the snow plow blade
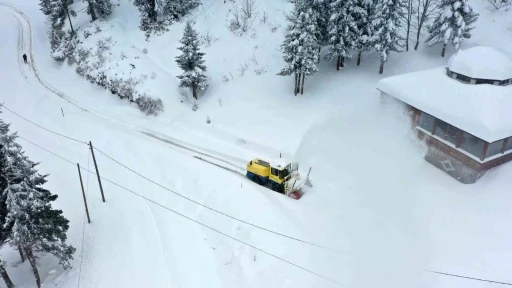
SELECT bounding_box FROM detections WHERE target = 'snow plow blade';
[288,189,302,200]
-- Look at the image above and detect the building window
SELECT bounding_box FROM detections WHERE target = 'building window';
[486,139,505,159]
[475,78,496,85]
[505,137,512,152]
[459,132,485,158]
[418,112,435,132]
[434,119,449,139]
[456,73,472,83]
[446,126,459,145]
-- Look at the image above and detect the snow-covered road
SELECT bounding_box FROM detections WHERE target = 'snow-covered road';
[1,1,512,288]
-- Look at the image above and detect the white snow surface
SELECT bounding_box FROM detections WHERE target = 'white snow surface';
[0,0,512,287]
[447,46,512,80]
[377,67,512,142]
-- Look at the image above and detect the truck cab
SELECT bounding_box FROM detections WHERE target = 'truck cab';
[246,158,292,193]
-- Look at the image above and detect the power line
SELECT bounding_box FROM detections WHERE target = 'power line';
[1,102,345,254]
[1,104,88,145]
[93,147,346,255]
[17,135,345,287]
[17,134,512,287]
[17,135,76,165]
[426,270,512,286]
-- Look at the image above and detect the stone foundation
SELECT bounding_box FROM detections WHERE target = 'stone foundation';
[425,145,486,184]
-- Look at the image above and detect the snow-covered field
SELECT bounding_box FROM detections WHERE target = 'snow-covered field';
[0,0,512,287]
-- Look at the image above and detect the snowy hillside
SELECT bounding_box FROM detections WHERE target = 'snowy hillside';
[0,0,512,287]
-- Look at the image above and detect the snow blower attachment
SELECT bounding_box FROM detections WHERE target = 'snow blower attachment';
[246,158,305,199]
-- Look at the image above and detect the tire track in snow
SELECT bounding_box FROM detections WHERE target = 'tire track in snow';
[1,3,308,257]
[124,155,174,287]
[0,2,246,173]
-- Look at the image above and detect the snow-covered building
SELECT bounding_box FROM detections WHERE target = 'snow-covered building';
[377,46,512,183]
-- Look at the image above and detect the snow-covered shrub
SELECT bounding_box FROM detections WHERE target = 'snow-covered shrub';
[201,31,218,47]
[254,67,267,75]
[486,0,511,10]
[142,48,148,54]
[228,2,255,35]
[222,74,230,83]
[238,63,249,76]
[50,29,68,61]
[63,35,79,65]
[206,116,211,124]
[260,11,268,24]
[135,95,164,116]
[95,72,108,87]
[117,77,138,100]
[192,103,198,111]
[241,0,257,19]
[151,72,157,79]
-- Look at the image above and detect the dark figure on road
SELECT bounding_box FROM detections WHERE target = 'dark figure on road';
[23,54,27,64]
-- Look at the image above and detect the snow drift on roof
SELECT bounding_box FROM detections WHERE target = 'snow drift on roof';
[377,67,512,142]
[447,46,512,80]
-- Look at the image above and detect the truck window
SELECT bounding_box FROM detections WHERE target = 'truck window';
[271,168,278,176]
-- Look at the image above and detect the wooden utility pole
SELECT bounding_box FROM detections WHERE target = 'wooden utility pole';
[89,141,106,202]
[77,164,91,224]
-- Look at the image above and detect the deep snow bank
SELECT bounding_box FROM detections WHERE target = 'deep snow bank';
[293,101,430,287]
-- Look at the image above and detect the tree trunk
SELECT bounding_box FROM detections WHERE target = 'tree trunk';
[336,56,340,71]
[295,73,302,95]
[300,73,305,95]
[88,0,97,22]
[357,51,362,66]
[149,0,157,22]
[379,61,384,74]
[406,25,410,51]
[340,57,344,67]
[414,40,420,50]
[294,73,299,95]
[441,43,446,57]
[406,0,412,52]
[66,9,75,34]
[192,85,197,100]
[318,47,321,63]
[26,248,41,288]
[0,262,14,288]
[18,245,25,262]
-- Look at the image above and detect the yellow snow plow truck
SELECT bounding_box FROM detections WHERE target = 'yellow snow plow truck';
[246,158,303,199]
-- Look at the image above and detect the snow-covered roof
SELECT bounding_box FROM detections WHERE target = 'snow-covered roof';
[377,67,512,143]
[447,46,512,81]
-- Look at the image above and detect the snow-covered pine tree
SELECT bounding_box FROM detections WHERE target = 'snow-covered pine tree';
[94,0,113,19]
[164,0,200,23]
[369,0,406,74]
[0,115,18,288]
[327,0,360,70]
[45,0,75,60]
[40,0,52,15]
[85,0,98,22]
[0,121,75,288]
[4,168,76,288]
[133,0,158,31]
[353,0,374,65]
[175,22,207,100]
[279,1,320,95]
[425,0,478,57]
[309,0,330,61]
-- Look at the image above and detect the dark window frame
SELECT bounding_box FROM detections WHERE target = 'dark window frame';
[446,68,511,86]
